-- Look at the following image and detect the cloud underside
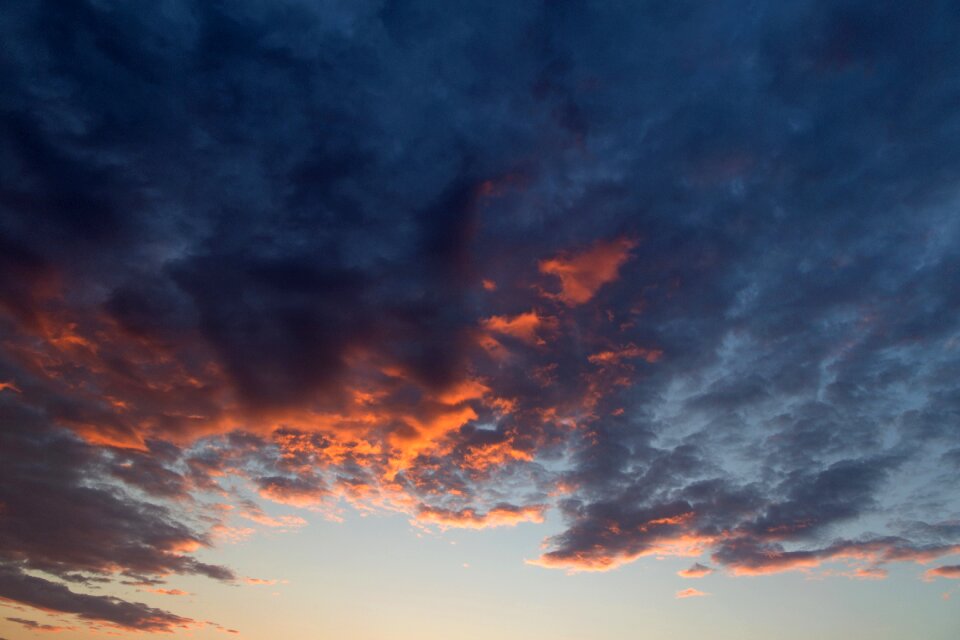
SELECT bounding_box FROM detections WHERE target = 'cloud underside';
[2,0,960,632]
[0,567,193,632]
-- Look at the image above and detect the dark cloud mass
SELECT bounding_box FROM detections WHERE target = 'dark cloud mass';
[2,0,960,632]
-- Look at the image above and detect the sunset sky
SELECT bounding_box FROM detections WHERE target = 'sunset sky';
[1,1,960,638]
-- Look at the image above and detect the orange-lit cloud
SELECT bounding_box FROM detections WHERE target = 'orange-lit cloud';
[257,478,327,508]
[678,563,713,578]
[723,555,823,576]
[2,8,959,637]
[588,344,663,365]
[848,567,888,580]
[480,311,553,346]
[539,237,637,306]
[526,550,645,573]
[434,378,490,405]
[207,621,242,635]
[210,524,256,543]
[0,160,955,640]
[531,507,707,572]
[925,565,960,580]
[531,529,715,573]
[461,438,533,472]
[675,588,709,599]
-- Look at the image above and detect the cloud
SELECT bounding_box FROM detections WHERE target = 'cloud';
[588,344,663,365]
[0,566,195,632]
[416,504,547,530]
[5,617,74,633]
[848,567,888,580]
[256,475,328,508]
[678,563,713,578]
[234,500,307,529]
[925,565,960,580]
[0,397,232,631]
[539,238,637,306]
[530,499,711,572]
[675,588,709,599]
[144,588,191,597]
[481,311,553,346]
[1,0,960,631]
[244,578,278,586]
[714,538,960,577]
[0,419,234,584]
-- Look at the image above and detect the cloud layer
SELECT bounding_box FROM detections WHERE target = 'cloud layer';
[2,0,960,632]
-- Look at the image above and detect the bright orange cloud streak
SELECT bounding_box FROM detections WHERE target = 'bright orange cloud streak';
[588,344,663,365]
[480,311,549,345]
[461,438,533,472]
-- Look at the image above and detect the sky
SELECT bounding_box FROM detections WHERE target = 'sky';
[1,1,960,638]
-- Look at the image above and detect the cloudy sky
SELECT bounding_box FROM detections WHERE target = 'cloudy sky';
[1,1,959,638]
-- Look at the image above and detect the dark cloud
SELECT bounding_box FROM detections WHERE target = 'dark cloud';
[0,566,193,632]
[713,536,960,576]
[740,457,898,540]
[5,617,73,633]
[0,394,233,629]
[0,406,232,582]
